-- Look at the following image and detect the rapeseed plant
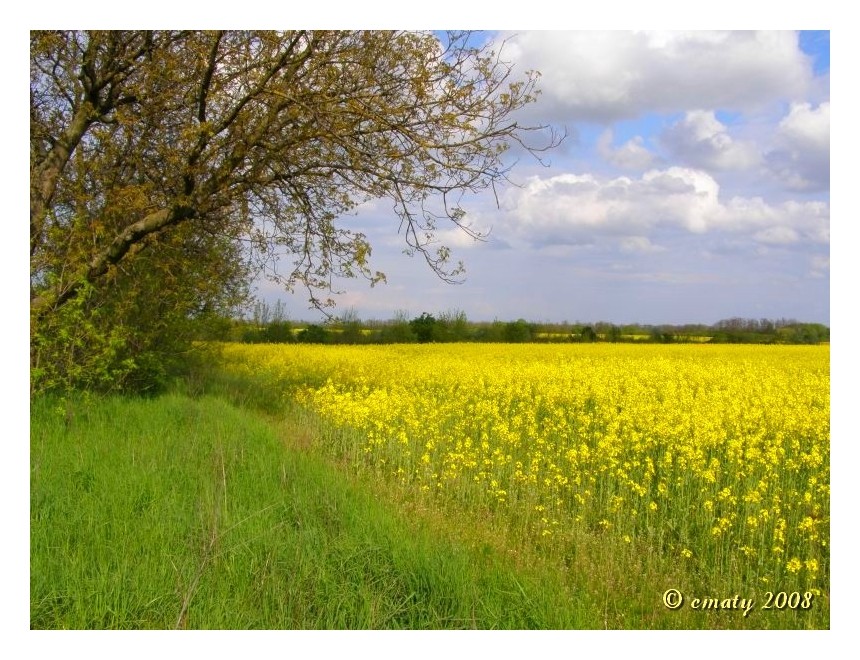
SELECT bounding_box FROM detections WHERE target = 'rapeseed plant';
[220,343,829,595]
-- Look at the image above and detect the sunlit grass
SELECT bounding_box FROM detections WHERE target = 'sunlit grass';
[31,394,594,629]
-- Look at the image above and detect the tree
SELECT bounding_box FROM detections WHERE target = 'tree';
[578,325,597,343]
[378,309,417,343]
[336,307,364,344]
[241,300,295,343]
[504,319,533,343]
[436,309,471,342]
[30,30,558,391]
[297,324,331,344]
[410,313,437,343]
[30,212,249,392]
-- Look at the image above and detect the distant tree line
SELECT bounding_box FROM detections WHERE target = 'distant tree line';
[208,304,829,346]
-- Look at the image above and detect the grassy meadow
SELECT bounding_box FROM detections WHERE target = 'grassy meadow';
[31,343,829,629]
[31,394,592,629]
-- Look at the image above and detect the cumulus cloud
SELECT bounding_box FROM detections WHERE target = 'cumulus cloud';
[499,167,829,249]
[500,31,813,122]
[780,101,830,147]
[597,130,656,170]
[661,111,760,171]
[766,102,830,191]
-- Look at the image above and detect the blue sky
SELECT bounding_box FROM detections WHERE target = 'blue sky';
[257,30,831,325]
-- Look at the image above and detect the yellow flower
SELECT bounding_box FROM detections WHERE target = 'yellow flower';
[227,342,829,587]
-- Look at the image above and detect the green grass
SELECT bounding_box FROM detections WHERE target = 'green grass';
[31,394,597,629]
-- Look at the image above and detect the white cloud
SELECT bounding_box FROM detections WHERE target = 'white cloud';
[597,130,656,170]
[766,101,830,191]
[619,236,665,253]
[433,226,489,249]
[500,167,829,248]
[500,31,813,122]
[780,101,830,148]
[661,111,760,171]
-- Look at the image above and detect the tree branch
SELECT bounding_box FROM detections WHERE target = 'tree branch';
[30,205,193,318]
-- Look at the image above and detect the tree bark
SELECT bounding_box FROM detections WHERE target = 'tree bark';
[30,103,94,256]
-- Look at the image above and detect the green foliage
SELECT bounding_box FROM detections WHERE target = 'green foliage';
[650,327,675,344]
[241,322,296,344]
[30,282,137,393]
[504,319,534,343]
[264,321,296,343]
[238,301,296,343]
[711,319,829,345]
[431,309,470,342]
[473,320,507,342]
[337,308,365,344]
[576,325,597,343]
[409,312,437,343]
[778,323,830,344]
[30,223,248,394]
[377,311,417,343]
[222,313,829,348]
[297,324,332,344]
[607,325,623,342]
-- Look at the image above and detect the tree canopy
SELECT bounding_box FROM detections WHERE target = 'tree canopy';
[30,30,557,391]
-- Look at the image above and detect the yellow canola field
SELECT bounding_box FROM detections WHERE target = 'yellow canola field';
[220,343,829,591]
